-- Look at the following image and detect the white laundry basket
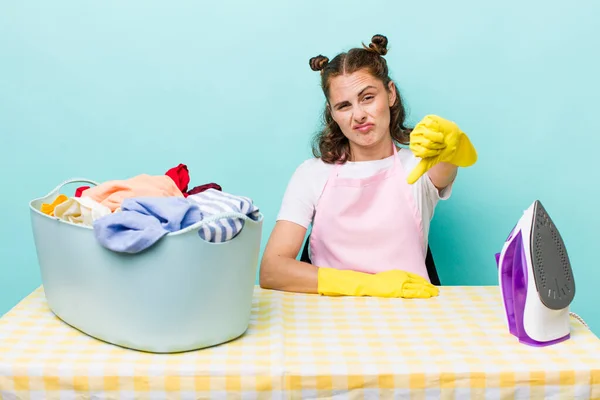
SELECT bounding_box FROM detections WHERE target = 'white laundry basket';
[28,178,263,353]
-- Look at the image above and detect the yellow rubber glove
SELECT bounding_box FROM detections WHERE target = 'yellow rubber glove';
[406,114,477,184]
[317,267,439,298]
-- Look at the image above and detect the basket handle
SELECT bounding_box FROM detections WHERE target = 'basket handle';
[175,211,259,235]
[40,178,100,199]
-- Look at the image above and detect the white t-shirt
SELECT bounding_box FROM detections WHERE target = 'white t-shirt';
[276,148,452,251]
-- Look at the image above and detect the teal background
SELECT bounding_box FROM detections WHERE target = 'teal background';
[1,1,598,334]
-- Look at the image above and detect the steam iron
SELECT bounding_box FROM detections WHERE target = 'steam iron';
[496,200,575,346]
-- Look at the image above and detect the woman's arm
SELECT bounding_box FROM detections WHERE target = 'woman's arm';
[258,220,440,298]
[259,220,319,293]
[427,161,458,191]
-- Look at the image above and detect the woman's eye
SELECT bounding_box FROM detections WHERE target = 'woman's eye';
[363,95,374,101]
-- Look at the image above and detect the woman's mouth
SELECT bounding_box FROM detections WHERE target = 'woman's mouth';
[354,123,374,133]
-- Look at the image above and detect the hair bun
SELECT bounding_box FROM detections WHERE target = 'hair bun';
[309,55,329,71]
[368,34,388,55]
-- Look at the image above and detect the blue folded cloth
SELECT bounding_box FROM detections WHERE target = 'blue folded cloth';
[93,190,260,253]
[93,197,202,253]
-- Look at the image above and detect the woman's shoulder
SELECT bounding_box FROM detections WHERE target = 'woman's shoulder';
[278,157,332,227]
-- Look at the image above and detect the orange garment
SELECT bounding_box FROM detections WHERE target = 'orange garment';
[40,194,68,216]
[81,174,184,212]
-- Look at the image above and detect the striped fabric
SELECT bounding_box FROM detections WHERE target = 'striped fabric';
[187,188,260,243]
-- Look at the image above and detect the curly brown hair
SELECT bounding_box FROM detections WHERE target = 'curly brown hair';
[309,34,412,164]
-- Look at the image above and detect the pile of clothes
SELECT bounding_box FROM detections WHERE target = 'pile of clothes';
[40,164,260,253]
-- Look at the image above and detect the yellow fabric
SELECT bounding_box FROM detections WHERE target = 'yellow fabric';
[317,267,439,298]
[40,194,68,216]
[1,286,599,398]
[407,114,478,184]
[0,286,599,398]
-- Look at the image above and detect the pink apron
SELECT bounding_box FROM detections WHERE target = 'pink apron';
[309,144,430,281]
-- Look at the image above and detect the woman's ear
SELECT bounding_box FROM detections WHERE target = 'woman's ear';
[388,81,397,106]
[326,102,335,121]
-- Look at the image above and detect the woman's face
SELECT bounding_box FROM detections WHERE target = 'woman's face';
[328,69,396,153]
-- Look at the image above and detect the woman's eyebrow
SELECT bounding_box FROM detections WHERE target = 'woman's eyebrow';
[333,86,377,108]
[358,85,376,97]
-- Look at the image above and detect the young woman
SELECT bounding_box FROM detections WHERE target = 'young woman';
[259,34,477,298]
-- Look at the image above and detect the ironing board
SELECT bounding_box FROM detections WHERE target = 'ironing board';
[1,285,599,399]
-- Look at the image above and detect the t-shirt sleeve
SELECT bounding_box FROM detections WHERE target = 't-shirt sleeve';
[423,169,453,201]
[276,160,319,229]
[403,152,453,224]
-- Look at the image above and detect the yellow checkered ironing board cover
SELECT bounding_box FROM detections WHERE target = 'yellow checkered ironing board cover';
[1,286,599,399]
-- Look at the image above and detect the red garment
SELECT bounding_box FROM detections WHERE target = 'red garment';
[165,163,190,194]
[164,163,221,197]
[75,186,90,197]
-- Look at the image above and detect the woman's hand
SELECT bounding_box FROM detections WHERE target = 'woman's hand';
[406,115,478,185]
[318,268,439,298]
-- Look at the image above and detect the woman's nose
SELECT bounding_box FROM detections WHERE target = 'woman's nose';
[353,106,367,122]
